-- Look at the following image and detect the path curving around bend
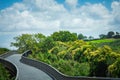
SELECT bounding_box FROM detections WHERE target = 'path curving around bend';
[4,53,53,80]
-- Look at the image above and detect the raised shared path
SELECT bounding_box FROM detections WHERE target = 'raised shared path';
[4,53,53,80]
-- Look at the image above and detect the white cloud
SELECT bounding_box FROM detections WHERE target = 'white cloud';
[0,0,120,49]
[111,1,120,26]
[79,3,110,19]
[0,0,119,34]
[0,0,66,32]
[65,0,78,8]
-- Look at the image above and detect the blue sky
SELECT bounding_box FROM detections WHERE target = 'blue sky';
[0,0,22,10]
[0,0,118,10]
[0,0,119,10]
[0,0,120,49]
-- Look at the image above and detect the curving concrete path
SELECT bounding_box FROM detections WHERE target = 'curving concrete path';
[5,53,53,80]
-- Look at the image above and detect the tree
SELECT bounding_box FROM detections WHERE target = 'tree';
[89,36,94,40]
[72,33,77,37]
[41,37,55,53]
[78,33,87,40]
[84,36,87,40]
[78,33,84,40]
[34,33,46,43]
[113,35,120,39]
[11,33,46,53]
[107,31,114,38]
[113,32,120,39]
[116,32,119,35]
[11,34,34,52]
[51,31,77,42]
[99,34,107,39]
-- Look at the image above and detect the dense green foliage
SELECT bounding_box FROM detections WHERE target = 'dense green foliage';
[108,58,120,77]
[11,31,120,77]
[78,33,87,40]
[11,33,46,53]
[0,63,14,80]
[51,31,77,42]
[0,48,9,55]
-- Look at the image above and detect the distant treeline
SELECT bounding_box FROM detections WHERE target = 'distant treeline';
[78,31,120,40]
[99,31,120,39]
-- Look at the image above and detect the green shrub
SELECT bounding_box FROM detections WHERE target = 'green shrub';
[108,58,120,77]
[0,48,9,55]
[0,63,10,80]
[53,60,90,76]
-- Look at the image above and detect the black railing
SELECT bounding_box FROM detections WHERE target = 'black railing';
[0,50,17,58]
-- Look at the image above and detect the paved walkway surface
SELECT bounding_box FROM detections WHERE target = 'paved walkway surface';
[5,54,53,80]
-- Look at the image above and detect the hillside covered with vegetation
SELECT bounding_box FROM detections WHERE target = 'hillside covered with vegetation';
[0,48,9,55]
[11,31,120,78]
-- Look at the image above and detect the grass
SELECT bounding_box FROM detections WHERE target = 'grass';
[88,38,120,53]
[88,39,116,43]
